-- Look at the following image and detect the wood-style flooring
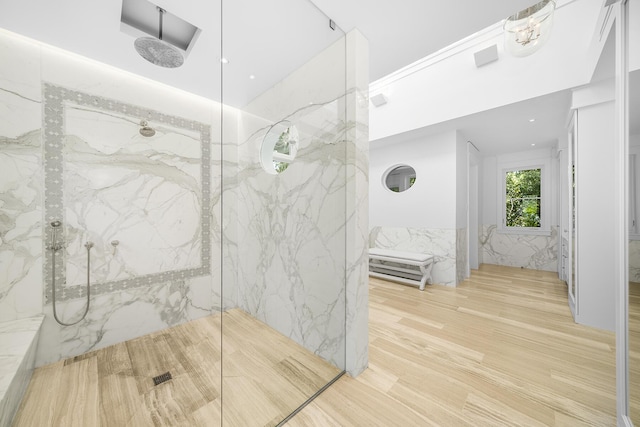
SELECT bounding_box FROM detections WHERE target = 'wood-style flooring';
[12,308,340,427]
[13,265,626,426]
[289,265,618,426]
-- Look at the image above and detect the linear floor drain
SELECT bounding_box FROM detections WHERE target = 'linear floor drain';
[152,372,172,386]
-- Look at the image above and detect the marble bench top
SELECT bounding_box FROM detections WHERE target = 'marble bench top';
[0,315,44,402]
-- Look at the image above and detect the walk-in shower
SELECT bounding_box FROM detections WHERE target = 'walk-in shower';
[0,0,367,424]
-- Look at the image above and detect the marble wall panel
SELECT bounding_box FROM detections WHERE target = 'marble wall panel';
[0,31,43,322]
[228,36,352,369]
[36,277,210,365]
[480,224,558,272]
[456,228,468,284]
[0,30,221,365]
[36,83,217,364]
[370,226,458,287]
[42,85,211,303]
[234,103,347,367]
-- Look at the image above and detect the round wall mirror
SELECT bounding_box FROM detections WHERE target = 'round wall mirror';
[384,164,416,192]
[260,120,299,175]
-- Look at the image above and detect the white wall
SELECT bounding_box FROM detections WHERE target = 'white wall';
[369,129,468,286]
[575,100,616,331]
[369,0,603,142]
[456,132,468,229]
[370,130,457,229]
[479,148,559,272]
[481,148,557,226]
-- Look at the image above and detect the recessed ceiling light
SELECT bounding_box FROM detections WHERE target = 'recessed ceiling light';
[220,57,229,64]
[531,143,536,146]
[249,74,256,80]
[529,118,536,122]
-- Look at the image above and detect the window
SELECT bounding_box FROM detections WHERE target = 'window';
[505,168,541,227]
[497,158,550,235]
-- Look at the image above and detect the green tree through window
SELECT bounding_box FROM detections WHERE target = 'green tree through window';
[505,168,541,227]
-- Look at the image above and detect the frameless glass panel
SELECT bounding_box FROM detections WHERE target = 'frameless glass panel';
[569,119,577,306]
[0,2,223,425]
[221,0,347,424]
[629,68,640,423]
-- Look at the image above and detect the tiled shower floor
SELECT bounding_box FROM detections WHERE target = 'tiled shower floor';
[12,309,340,426]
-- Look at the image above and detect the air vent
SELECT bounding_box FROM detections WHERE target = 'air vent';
[474,44,499,68]
[121,0,200,54]
[370,93,388,107]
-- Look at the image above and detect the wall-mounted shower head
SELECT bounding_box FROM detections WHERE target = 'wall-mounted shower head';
[51,220,62,228]
[139,120,156,137]
[134,7,184,68]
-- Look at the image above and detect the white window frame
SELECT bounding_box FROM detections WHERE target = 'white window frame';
[497,157,551,236]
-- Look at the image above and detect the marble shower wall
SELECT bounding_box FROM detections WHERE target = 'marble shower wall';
[0,29,221,366]
[224,34,364,371]
[480,224,558,272]
[0,31,43,323]
[369,226,459,287]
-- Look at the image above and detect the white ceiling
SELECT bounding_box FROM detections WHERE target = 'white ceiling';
[0,0,534,106]
[310,0,536,81]
[371,89,573,155]
[0,0,635,153]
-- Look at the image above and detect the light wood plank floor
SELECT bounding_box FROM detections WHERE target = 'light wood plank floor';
[289,264,618,426]
[12,308,340,427]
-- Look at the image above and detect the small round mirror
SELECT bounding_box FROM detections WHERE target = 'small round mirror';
[384,165,416,192]
[260,120,299,175]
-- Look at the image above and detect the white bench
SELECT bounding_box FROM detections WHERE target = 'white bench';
[368,248,434,291]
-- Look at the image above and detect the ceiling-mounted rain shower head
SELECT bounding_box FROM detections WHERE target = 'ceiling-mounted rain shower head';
[134,7,184,68]
[139,120,156,137]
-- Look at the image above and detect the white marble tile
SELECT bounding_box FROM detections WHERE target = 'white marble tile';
[36,278,212,366]
[0,315,43,427]
[370,226,458,287]
[60,106,203,287]
[0,31,43,323]
[224,34,355,370]
[480,224,558,272]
